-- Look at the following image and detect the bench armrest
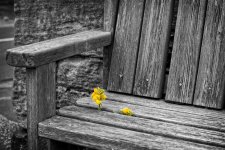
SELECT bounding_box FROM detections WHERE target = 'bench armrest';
[6,30,112,67]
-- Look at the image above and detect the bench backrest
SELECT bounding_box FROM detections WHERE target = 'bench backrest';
[104,0,225,109]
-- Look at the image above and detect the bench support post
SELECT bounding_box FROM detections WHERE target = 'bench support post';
[27,62,56,150]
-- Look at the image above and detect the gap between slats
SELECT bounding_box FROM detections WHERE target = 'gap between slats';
[39,116,223,150]
[58,105,225,148]
[74,97,225,132]
[133,0,174,98]
[107,0,146,93]
[193,0,225,109]
[105,92,225,119]
[166,0,208,104]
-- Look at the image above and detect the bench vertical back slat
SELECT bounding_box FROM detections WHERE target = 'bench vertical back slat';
[194,0,225,109]
[103,0,119,89]
[133,0,174,98]
[105,0,225,109]
[166,0,207,104]
[27,62,56,150]
[107,0,145,94]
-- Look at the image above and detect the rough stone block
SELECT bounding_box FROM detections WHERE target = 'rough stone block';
[0,114,20,150]
[57,55,103,108]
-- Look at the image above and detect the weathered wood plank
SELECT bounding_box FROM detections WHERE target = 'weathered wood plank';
[39,116,223,150]
[103,0,119,89]
[107,0,145,93]
[6,31,111,67]
[76,97,225,132]
[105,92,225,118]
[194,0,225,109]
[166,0,207,104]
[59,106,225,147]
[27,63,56,150]
[133,0,174,98]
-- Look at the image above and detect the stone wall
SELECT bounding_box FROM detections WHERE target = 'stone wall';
[0,114,20,150]
[14,0,104,123]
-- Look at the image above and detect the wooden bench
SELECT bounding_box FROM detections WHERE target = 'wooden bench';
[6,0,225,149]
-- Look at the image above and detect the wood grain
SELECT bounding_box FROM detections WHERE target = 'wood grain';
[27,63,56,150]
[194,0,225,109]
[76,96,225,132]
[103,0,119,89]
[39,116,223,150]
[6,30,111,67]
[133,0,174,98]
[166,0,207,104]
[59,106,225,148]
[105,92,225,117]
[107,0,145,93]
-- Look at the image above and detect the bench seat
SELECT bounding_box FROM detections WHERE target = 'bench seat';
[38,92,225,150]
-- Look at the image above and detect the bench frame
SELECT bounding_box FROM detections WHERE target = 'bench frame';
[6,1,117,149]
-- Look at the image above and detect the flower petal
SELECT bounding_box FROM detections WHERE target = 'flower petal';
[95,100,102,105]
[92,94,101,101]
[120,107,133,116]
[100,93,107,100]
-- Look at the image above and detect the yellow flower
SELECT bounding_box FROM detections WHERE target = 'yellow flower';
[95,99,101,105]
[120,107,133,116]
[91,87,107,109]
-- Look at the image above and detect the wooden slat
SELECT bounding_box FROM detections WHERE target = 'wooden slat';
[107,0,145,93]
[133,0,173,98]
[166,0,207,104]
[6,30,111,67]
[39,116,223,150]
[105,92,225,118]
[76,96,225,132]
[59,106,225,148]
[27,63,56,150]
[103,0,119,89]
[194,0,225,109]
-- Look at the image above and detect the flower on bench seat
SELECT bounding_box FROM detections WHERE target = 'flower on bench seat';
[91,87,107,110]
